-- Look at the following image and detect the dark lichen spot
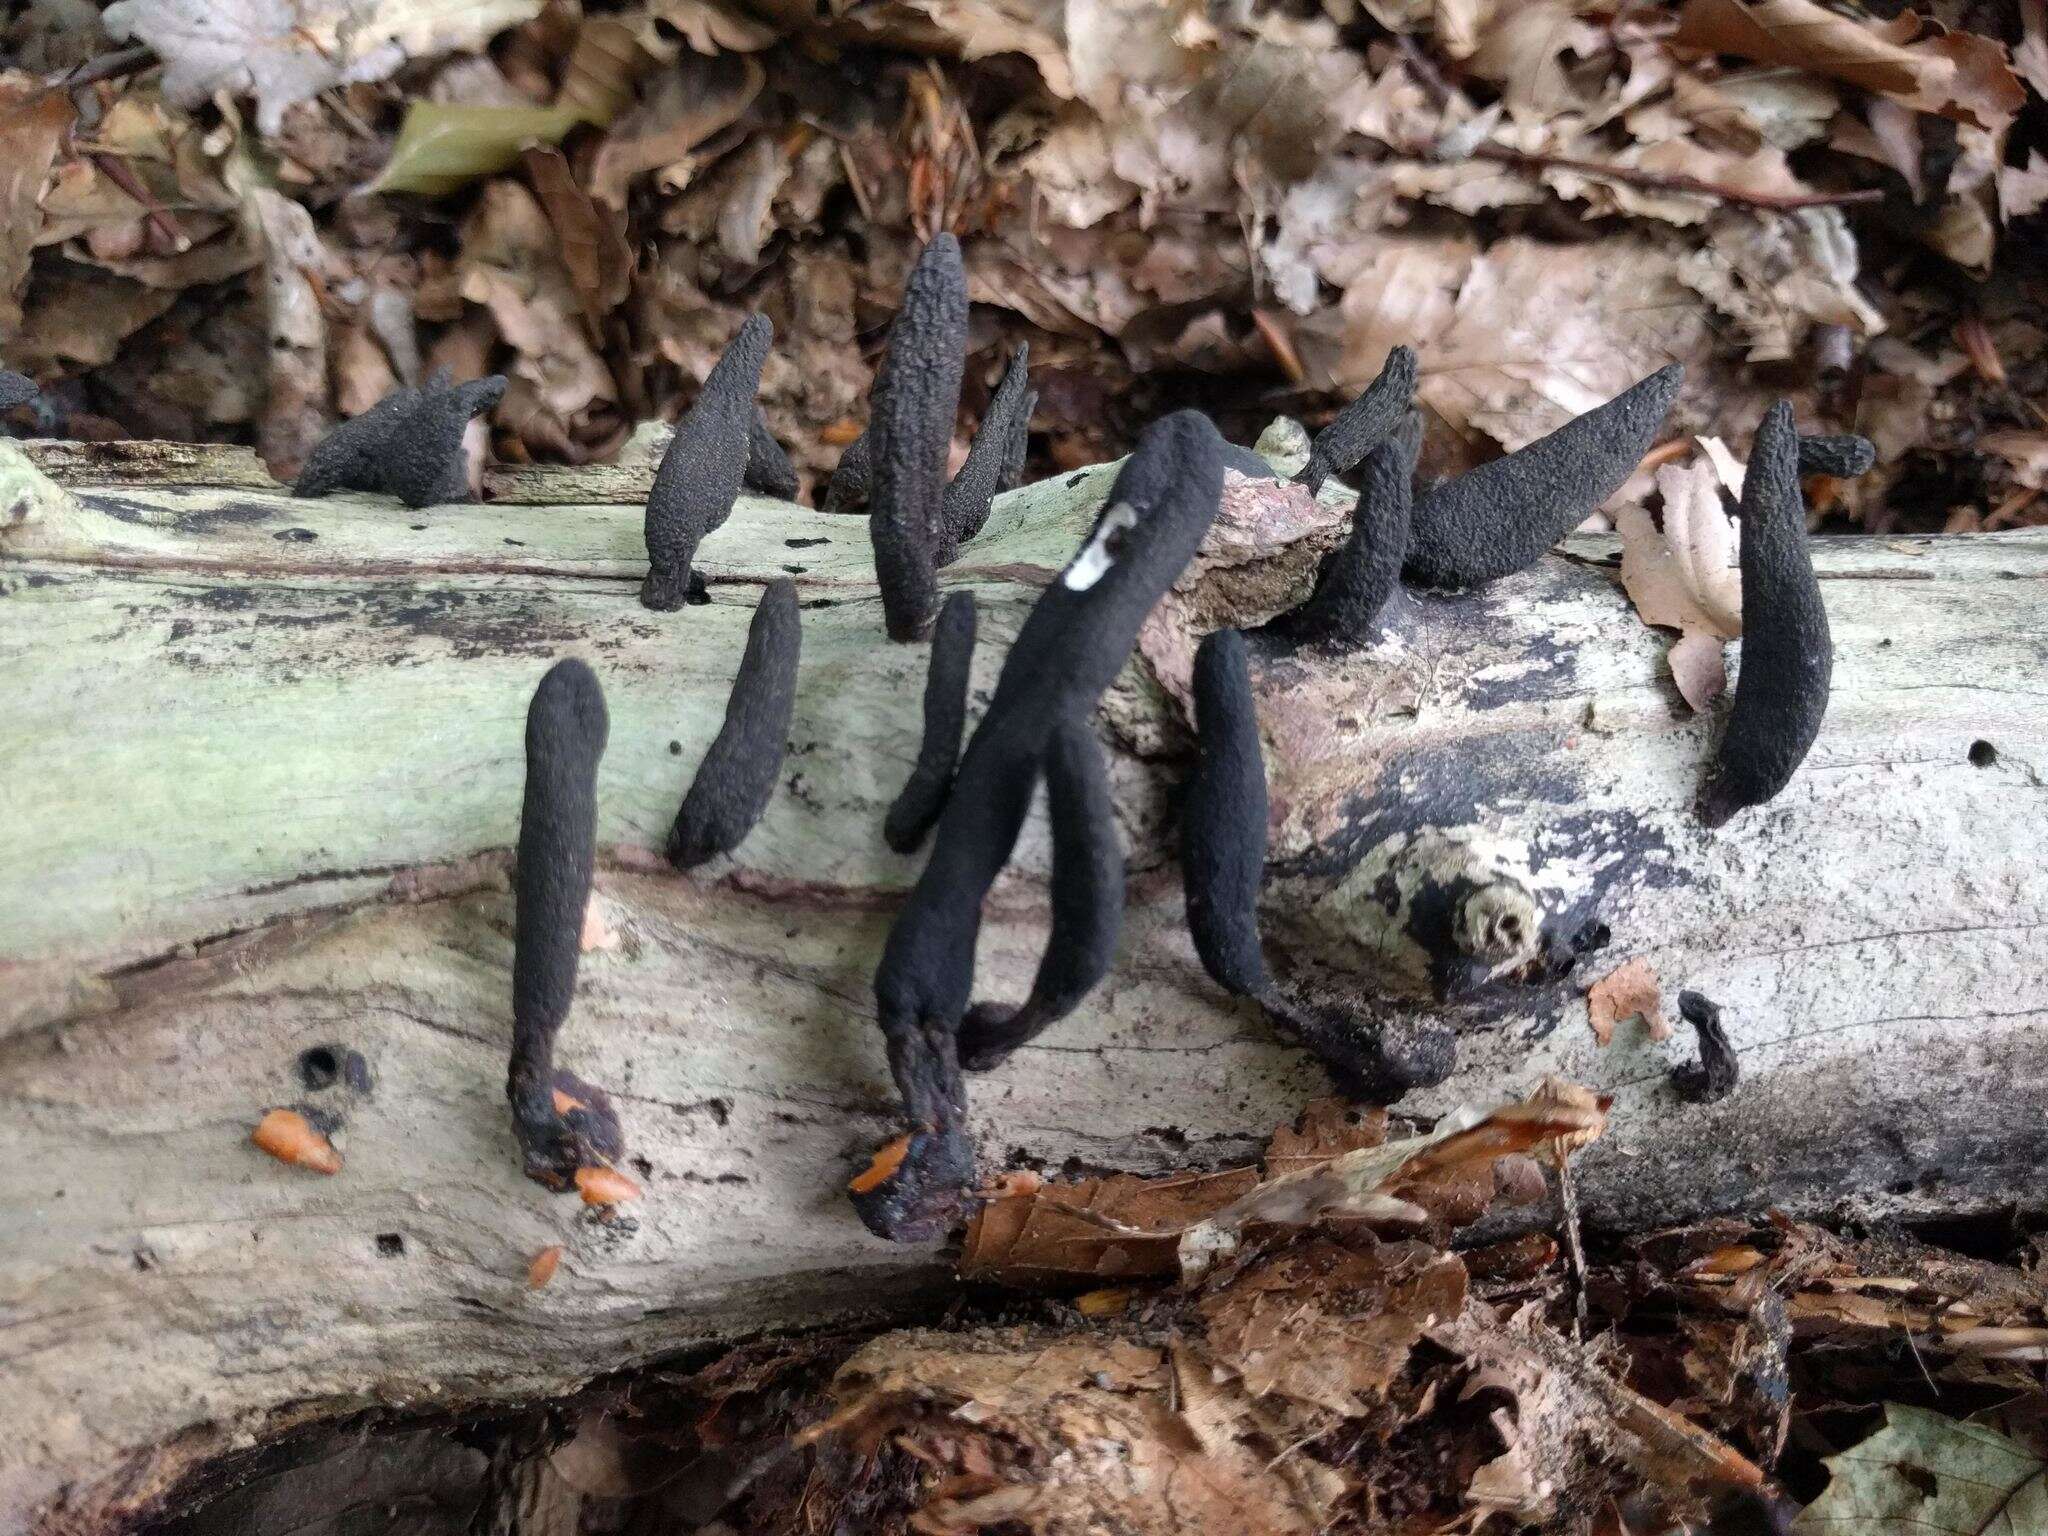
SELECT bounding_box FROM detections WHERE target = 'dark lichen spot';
[786,537,828,549]
[273,527,318,542]
[375,1233,405,1257]
[1969,739,1998,768]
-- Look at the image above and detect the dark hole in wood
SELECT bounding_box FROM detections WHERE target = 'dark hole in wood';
[1969,739,1997,767]
[298,1047,340,1090]
[376,1233,405,1258]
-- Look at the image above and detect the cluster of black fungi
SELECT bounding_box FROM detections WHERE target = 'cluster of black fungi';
[286,234,1870,1242]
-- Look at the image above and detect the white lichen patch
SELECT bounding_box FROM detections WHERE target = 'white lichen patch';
[1063,501,1137,591]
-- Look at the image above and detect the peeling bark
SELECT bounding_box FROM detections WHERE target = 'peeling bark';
[1,436,2045,1531]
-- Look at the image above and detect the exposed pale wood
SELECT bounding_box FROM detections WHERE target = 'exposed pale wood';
[1,436,2044,1531]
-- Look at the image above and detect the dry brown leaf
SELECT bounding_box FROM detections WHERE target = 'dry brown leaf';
[1618,457,1742,711]
[527,1244,563,1288]
[102,0,546,136]
[1199,1238,1468,1415]
[1982,431,2048,491]
[1179,1088,1610,1278]
[1587,956,1664,1045]
[640,0,779,55]
[2020,0,2048,98]
[1673,0,2022,134]
[244,187,334,478]
[521,147,633,322]
[251,1107,342,1174]
[1263,1097,1389,1178]
[548,1409,677,1496]
[0,76,76,342]
[575,1166,641,1205]
[2001,151,2048,222]
[961,1166,1258,1286]
[587,53,763,208]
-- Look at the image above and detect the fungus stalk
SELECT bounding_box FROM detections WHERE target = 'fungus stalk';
[854,410,1226,1241]
[1403,364,1683,587]
[1295,345,1417,496]
[884,591,977,855]
[868,234,969,641]
[668,578,802,868]
[643,315,773,610]
[510,658,624,1187]
[1181,628,1271,1001]
[1267,434,1413,648]
[938,343,1032,562]
[1700,401,1836,826]
[957,715,1125,1071]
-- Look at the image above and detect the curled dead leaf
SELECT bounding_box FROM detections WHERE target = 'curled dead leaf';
[528,1244,564,1288]
[251,1107,342,1174]
[1587,957,1664,1045]
[575,1166,642,1205]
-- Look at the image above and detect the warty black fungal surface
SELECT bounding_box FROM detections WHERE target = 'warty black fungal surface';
[1797,432,1877,479]
[884,590,977,855]
[744,408,800,500]
[1403,363,1683,588]
[668,577,802,868]
[1295,345,1418,496]
[643,314,773,610]
[1700,400,1834,827]
[0,369,36,409]
[958,715,1125,1071]
[854,408,1226,1242]
[938,343,1032,562]
[1181,628,1270,1002]
[294,374,506,507]
[1671,989,1740,1103]
[868,233,969,641]
[821,429,871,515]
[510,658,624,1188]
[1267,435,1413,648]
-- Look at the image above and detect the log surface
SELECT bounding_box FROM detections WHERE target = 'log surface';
[1,437,2044,1531]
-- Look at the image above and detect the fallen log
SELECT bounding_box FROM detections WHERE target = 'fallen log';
[0,435,2043,1531]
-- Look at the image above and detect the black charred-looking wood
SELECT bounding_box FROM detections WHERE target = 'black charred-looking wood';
[1672,990,1741,1103]
[744,408,800,500]
[1181,628,1270,1001]
[1296,345,1418,495]
[1701,401,1831,827]
[510,659,624,1187]
[1268,436,1413,647]
[821,430,871,515]
[959,717,1125,1071]
[294,376,507,508]
[1796,432,1877,479]
[1404,363,1683,588]
[643,315,773,610]
[667,578,802,868]
[869,234,969,641]
[858,409,1226,1241]
[884,591,977,855]
[1273,1000,1457,1103]
[0,369,37,408]
[938,343,1031,561]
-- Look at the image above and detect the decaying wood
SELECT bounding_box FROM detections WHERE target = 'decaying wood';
[1,435,2044,1531]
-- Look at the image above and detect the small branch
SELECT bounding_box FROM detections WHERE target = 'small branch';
[48,43,157,93]
[87,150,191,253]
[1422,141,1887,214]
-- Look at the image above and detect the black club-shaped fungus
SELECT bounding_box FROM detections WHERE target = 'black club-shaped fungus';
[884,590,977,855]
[1267,434,1413,648]
[643,314,773,610]
[1796,433,1877,479]
[821,429,872,516]
[958,715,1125,1071]
[1671,989,1740,1103]
[510,659,624,1188]
[1,369,38,409]
[668,577,802,868]
[938,343,1032,562]
[1700,401,1833,826]
[744,408,800,500]
[295,375,507,508]
[1181,628,1270,1001]
[853,409,1226,1242]
[1295,345,1418,496]
[1404,363,1682,587]
[868,234,969,641]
